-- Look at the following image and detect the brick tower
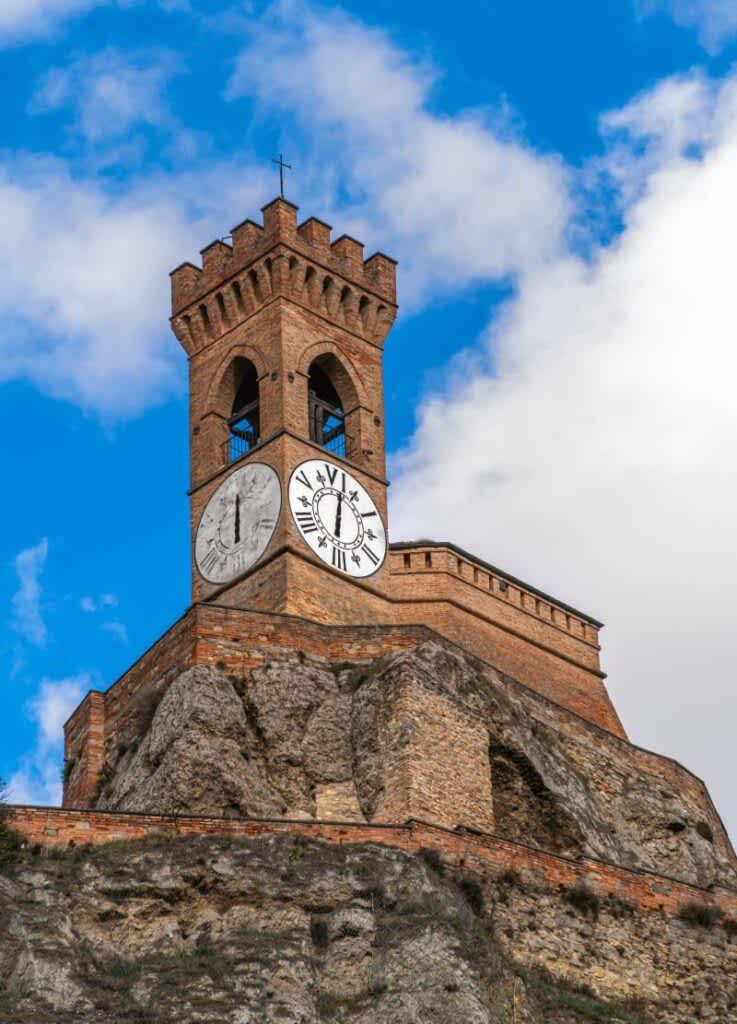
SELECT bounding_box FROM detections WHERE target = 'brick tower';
[170,198,397,617]
[64,195,630,813]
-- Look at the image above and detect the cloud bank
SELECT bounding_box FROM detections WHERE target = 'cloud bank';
[9,673,92,806]
[10,538,49,648]
[0,157,269,416]
[229,2,570,305]
[640,0,737,52]
[0,0,114,43]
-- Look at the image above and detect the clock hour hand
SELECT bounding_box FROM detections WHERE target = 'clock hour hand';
[334,492,343,539]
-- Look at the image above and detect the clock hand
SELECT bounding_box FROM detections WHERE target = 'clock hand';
[234,493,241,545]
[334,492,343,539]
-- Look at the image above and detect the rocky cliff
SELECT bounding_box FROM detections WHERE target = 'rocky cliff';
[13,640,734,1023]
[95,643,735,890]
[2,831,736,1023]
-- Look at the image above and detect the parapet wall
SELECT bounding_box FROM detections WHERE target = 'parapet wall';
[9,808,737,923]
[170,198,397,355]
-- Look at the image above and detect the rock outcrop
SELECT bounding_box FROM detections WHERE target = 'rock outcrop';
[97,642,736,890]
[2,832,736,1023]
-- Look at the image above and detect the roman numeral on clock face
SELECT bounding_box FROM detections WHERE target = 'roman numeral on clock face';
[295,470,313,491]
[332,546,347,571]
[324,464,338,486]
[361,544,380,566]
[296,511,318,534]
[200,548,219,574]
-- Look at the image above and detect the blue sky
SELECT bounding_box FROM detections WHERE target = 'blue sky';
[3,0,737,840]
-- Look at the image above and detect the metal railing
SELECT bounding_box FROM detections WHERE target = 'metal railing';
[321,430,355,460]
[225,429,258,464]
[309,394,355,460]
[225,399,259,464]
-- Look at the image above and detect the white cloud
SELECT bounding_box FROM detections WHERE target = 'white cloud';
[80,592,117,613]
[102,620,128,643]
[390,69,737,839]
[639,0,737,52]
[10,538,49,647]
[31,47,181,142]
[0,0,115,43]
[228,1,570,305]
[8,673,91,806]
[0,156,269,416]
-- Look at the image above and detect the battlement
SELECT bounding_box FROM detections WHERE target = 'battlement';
[170,198,397,356]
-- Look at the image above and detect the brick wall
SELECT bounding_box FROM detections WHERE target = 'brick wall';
[377,676,495,832]
[9,807,736,922]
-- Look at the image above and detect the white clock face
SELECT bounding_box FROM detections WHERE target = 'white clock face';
[195,462,281,584]
[288,458,387,578]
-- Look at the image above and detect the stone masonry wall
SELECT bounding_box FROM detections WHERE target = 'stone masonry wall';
[376,677,495,832]
[9,808,737,922]
[63,607,731,877]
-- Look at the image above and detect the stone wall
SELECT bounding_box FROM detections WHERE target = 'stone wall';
[9,808,737,922]
[64,600,623,810]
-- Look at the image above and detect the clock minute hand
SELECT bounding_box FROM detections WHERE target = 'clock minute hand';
[334,492,343,539]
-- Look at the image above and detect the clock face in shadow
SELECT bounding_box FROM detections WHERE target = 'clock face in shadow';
[288,458,387,578]
[195,462,281,584]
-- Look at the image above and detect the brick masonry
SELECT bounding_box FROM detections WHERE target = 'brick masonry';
[166,197,621,737]
[9,807,737,923]
[59,198,730,898]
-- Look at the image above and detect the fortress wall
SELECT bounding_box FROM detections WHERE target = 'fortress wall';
[60,607,734,870]
[9,807,737,922]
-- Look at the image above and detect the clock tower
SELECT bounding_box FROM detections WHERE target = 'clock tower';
[171,198,397,618]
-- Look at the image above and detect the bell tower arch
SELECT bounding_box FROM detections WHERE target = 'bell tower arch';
[170,198,397,610]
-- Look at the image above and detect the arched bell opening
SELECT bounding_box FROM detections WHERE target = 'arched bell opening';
[227,358,260,463]
[307,354,359,460]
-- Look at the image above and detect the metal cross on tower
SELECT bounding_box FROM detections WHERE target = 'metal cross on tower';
[271,153,292,200]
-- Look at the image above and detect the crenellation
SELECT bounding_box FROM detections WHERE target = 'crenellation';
[262,196,298,237]
[364,251,398,303]
[230,217,264,258]
[169,199,398,357]
[390,543,601,647]
[170,261,203,315]
[200,239,233,276]
[297,215,332,251]
[332,233,365,267]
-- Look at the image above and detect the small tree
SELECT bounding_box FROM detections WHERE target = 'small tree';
[0,778,22,868]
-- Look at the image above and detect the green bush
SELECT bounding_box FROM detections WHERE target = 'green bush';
[678,901,722,928]
[564,882,600,919]
[0,779,23,869]
[418,847,445,875]
[310,916,330,951]
[457,875,485,917]
[696,821,714,843]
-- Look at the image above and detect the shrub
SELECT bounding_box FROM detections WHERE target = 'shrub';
[310,916,330,951]
[418,847,444,875]
[457,875,484,917]
[696,821,714,843]
[564,882,600,919]
[131,684,165,735]
[498,868,521,887]
[0,780,22,869]
[678,902,722,928]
